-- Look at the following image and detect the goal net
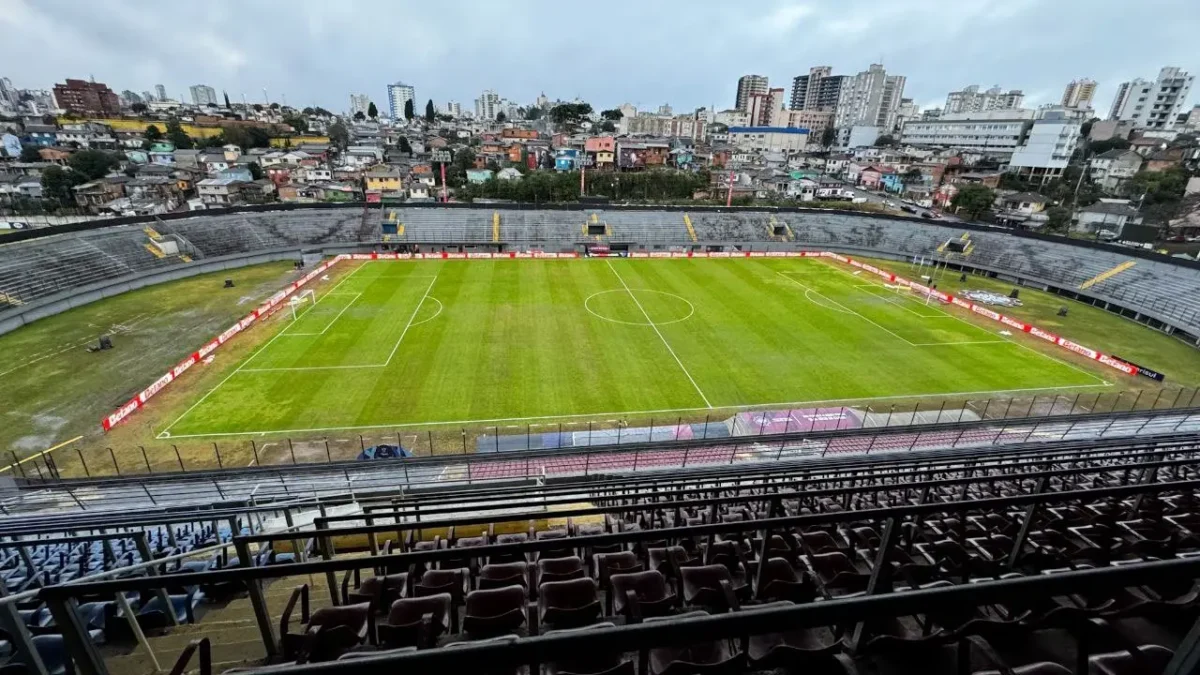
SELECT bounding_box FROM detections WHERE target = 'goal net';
[288,289,317,320]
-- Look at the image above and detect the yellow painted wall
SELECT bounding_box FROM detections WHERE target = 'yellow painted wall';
[72,117,225,138]
[270,135,331,147]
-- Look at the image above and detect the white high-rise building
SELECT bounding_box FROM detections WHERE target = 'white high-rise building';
[1061,79,1097,109]
[349,94,371,116]
[443,101,462,117]
[189,85,217,106]
[735,74,769,112]
[387,82,415,120]
[1008,110,1081,180]
[834,64,906,131]
[1109,67,1194,130]
[475,89,501,120]
[943,85,1024,115]
[154,84,167,101]
[0,77,14,107]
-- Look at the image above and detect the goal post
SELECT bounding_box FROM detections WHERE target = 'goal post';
[288,289,317,321]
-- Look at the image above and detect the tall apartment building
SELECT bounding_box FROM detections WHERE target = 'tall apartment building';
[475,89,501,120]
[1109,67,1194,130]
[387,82,416,120]
[734,74,768,112]
[789,66,845,111]
[943,85,1024,114]
[444,101,462,117]
[349,94,370,116]
[1061,78,1097,109]
[834,64,906,131]
[154,84,167,101]
[52,78,120,115]
[189,85,217,106]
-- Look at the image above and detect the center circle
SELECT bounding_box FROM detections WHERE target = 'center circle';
[584,289,695,326]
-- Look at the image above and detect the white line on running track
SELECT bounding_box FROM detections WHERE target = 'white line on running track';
[158,381,1110,439]
[606,259,712,409]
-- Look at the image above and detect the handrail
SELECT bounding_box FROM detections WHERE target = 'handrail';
[228,557,1200,675]
[38,477,1200,599]
[276,454,1198,544]
[167,638,211,675]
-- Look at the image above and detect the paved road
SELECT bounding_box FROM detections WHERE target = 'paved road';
[839,185,960,222]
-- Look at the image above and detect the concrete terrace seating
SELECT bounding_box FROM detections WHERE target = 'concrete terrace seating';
[689,212,774,242]
[497,211,583,244]
[597,211,688,242]
[392,208,493,243]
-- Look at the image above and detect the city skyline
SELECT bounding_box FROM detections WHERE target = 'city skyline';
[1,0,1198,119]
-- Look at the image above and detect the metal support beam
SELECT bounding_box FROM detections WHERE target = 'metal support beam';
[235,538,279,660]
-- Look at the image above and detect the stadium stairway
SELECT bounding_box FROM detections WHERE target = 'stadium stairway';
[1080,260,1138,290]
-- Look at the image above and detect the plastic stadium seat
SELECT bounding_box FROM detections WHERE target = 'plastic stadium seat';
[379,593,452,648]
[463,585,527,638]
[538,578,600,629]
[680,564,748,611]
[754,558,818,604]
[479,562,529,592]
[642,611,743,675]
[1088,644,1174,675]
[610,570,677,621]
[537,556,586,585]
[544,623,633,675]
[743,602,851,673]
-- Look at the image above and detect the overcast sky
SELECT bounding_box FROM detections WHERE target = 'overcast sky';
[2,0,1198,117]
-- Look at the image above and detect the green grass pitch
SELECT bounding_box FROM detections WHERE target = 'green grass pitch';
[159,258,1109,438]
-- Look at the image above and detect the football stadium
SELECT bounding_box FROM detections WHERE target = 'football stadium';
[2,204,1200,675]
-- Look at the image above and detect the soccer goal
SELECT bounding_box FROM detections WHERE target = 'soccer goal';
[288,290,317,320]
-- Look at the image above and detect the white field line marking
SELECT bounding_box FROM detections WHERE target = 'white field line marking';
[815,259,1111,386]
[282,292,362,336]
[159,263,371,436]
[606,259,712,409]
[409,297,444,327]
[238,274,439,372]
[157,381,1112,439]
[857,287,947,319]
[384,275,438,366]
[776,271,915,346]
[908,340,1011,347]
[803,288,856,315]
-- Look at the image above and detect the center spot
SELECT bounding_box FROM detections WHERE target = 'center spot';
[585,289,695,326]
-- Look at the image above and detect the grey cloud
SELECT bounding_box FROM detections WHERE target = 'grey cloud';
[1,0,1196,116]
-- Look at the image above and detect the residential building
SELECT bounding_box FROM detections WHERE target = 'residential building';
[1061,79,1097,109]
[52,78,120,115]
[1074,199,1143,235]
[1109,67,1194,130]
[714,109,749,127]
[995,192,1050,226]
[475,89,501,120]
[1007,111,1081,181]
[154,84,167,101]
[735,74,769,112]
[466,168,494,184]
[443,101,462,117]
[196,177,246,205]
[364,165,403,192]
[1088,149,1143,193]
[350,94,370,117]
[728,127,808,154]
[943,85,1024,115]
[834,64,906,131]
[56,122,118,149]
[789,66,845,111]
[387,82,416,120]
[189,85,217,106]
[899,110,1036,152]
[786,109,834,137]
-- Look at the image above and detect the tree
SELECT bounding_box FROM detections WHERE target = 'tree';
[950,184,997,220]
[144,124,163,144]
[19,145,41,162]
[269,102,280,110]
[224,92,232,109]
[425,99,435,123]
[327,121,349,150]
[874,134,897,147]
[1044,206,1072,233]
[314,106,332,117]
[353,111,366,121]
[221,125,272,150]
[820,127,837,147]
[525,107,543,121]
[248,163,264,180]
[404,99,415,121]
[368,101,378,119]
[903,167,923,184]
[130,102,148,115]
[253,104,264,112]
[41,165,85,208]
[41,114,57,126]
[548,102,593,131]
[302,107,315,115]
[68,149,120,180]
[398,136,412,156]
[599,120,616,133]
[1129,166,1190,223]
[496,111,507,124]
[283,114,309,133]
[600,109,623,121]
[165,119,193,149]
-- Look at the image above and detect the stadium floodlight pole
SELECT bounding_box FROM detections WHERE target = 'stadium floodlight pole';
[726,171,735,207]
